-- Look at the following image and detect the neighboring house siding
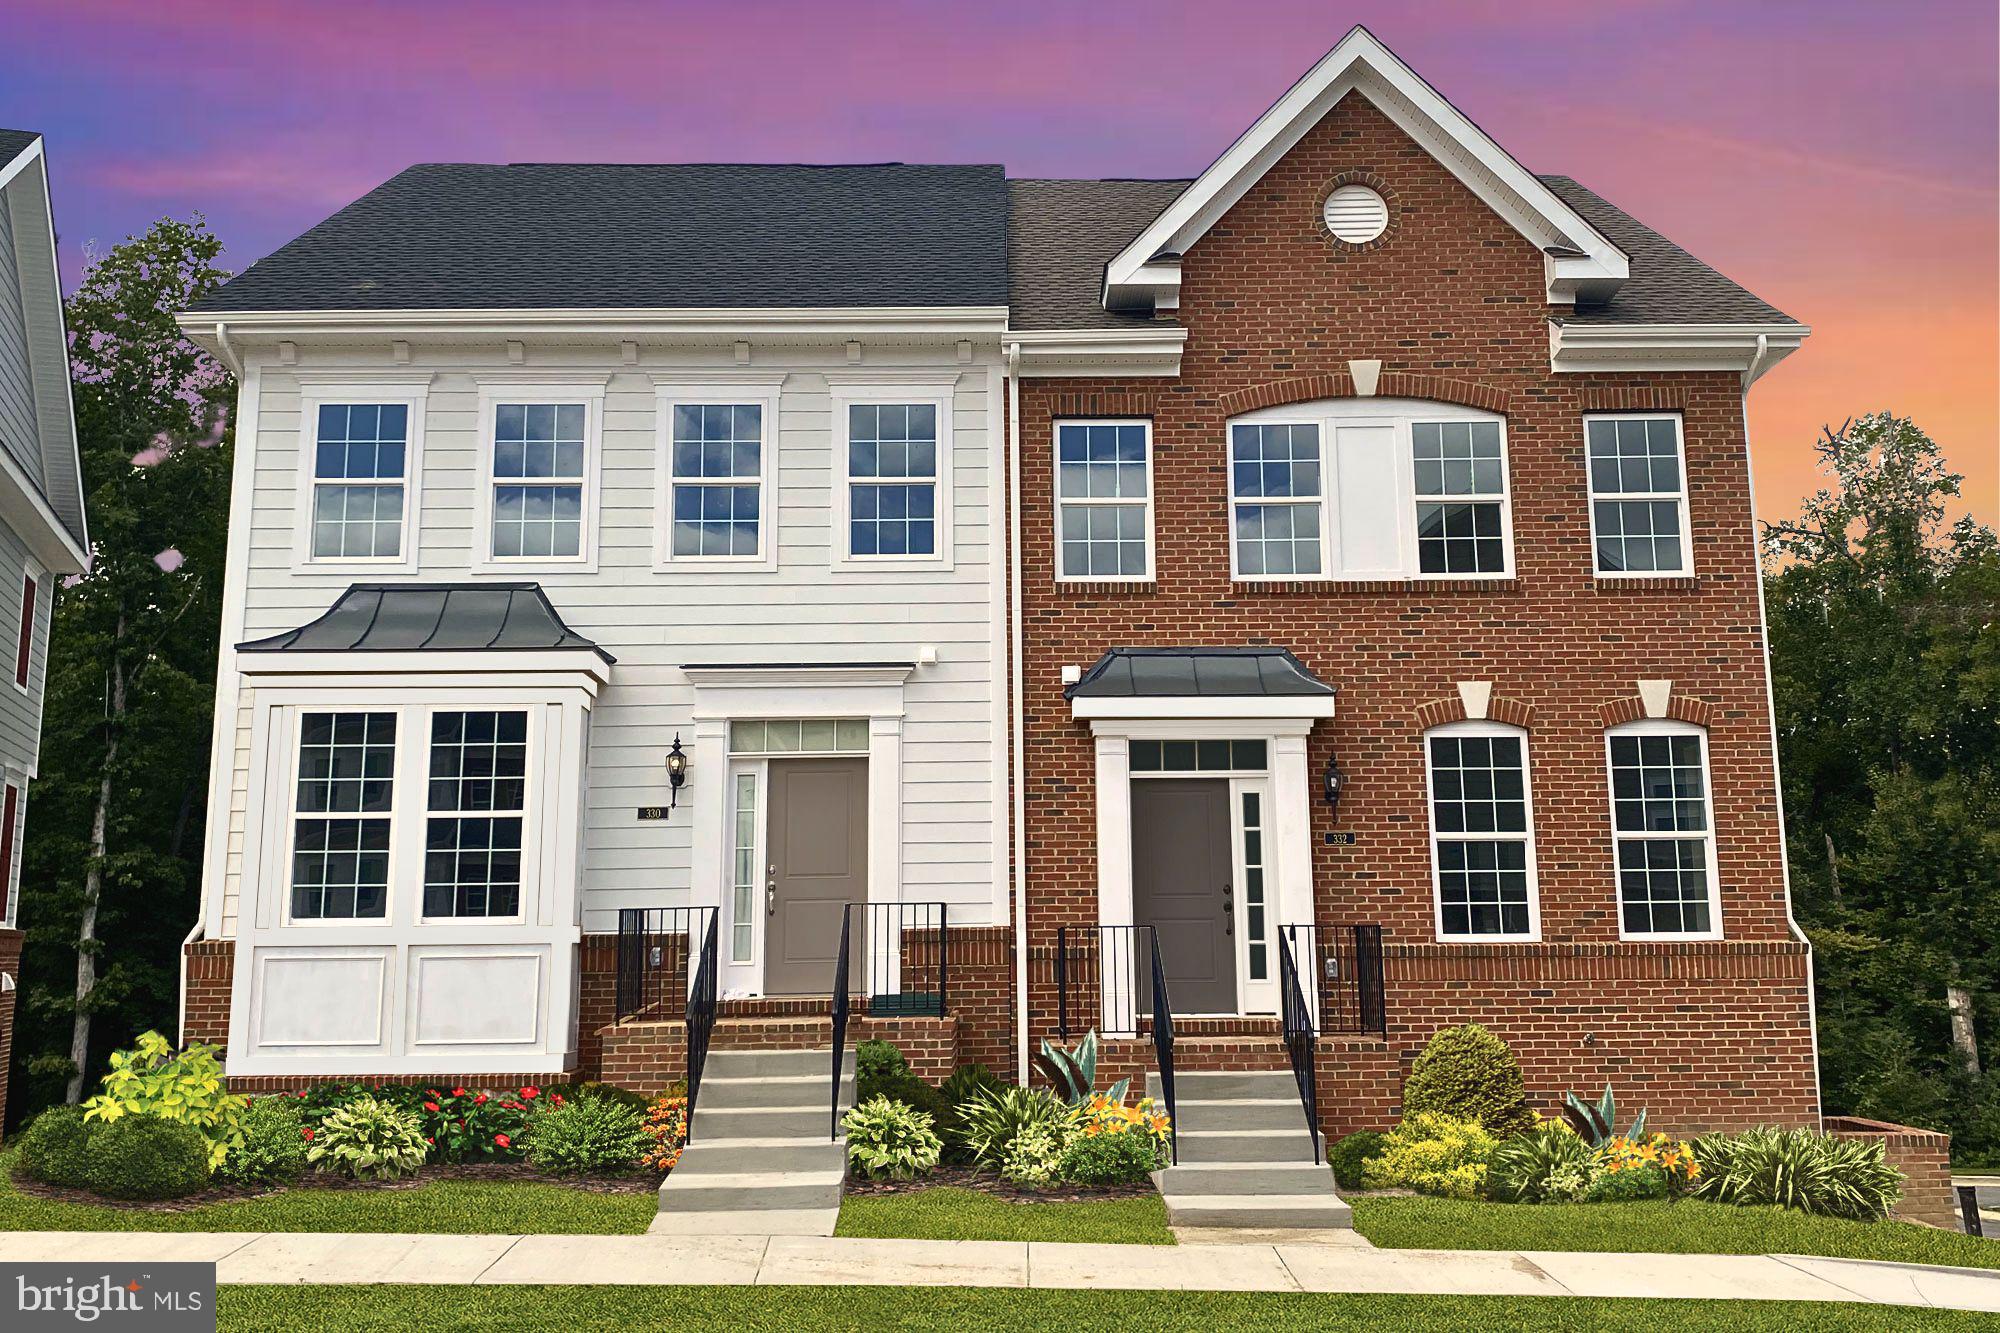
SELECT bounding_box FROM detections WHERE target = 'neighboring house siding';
[217,347,1003,941]
[0,201,45,488]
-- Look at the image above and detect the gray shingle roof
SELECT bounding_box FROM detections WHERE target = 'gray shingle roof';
[1007,178,1191,331]
[238,584,613,662]
[0,130,40,166]
[1066,647,1334,700]
[192,162,1009,313]
[1539,175,1796,326]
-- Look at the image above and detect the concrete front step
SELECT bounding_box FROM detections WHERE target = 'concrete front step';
[1155,1193,1354,1229]
[699,1072,843,1110]
[691,1103,835,1139]
[1173,1127,1322,1163]
[658,1178,844,1212]
[703,1048,852,1079]
[669,1138,848,1177]
[1164,1070,1301,1099]
[1172,1096,1312,1132]
[1153,1161,1334,1195]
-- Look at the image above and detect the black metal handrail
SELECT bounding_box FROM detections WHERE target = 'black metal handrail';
[1053,924,1177,1163]
[830,906,854,1139]
[1281,922,1388,1037]
[683,910,720,1144]
[1277,925,1321,1164]
[840,901,952,1018]
[614,906,715,1022]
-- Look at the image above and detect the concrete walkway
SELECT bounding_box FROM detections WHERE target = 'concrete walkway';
[1,1231,1998,1312]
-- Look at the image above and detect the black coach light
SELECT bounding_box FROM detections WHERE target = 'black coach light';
[665,734,689,811]
[1323,756,1345,809]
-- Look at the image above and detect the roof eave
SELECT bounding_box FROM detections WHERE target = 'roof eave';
[1549,320,1810,385]
[175,305,1012,347]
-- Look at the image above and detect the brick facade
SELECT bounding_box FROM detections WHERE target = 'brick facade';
[1824,1116,1958,1230]
[1013,91,1819,1136]
[182,938,233,1046]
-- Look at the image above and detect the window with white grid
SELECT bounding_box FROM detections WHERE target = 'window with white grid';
[1425,723,1538,939]
[1587,415,1690,575]
[1414,420,1508,574]
[845,402,939,558]
[670,404,764,559]
[311,403,409,559]
[491,403,587,559]
[1230,422,1323,577]
[1056,421,1152,579]
[1607,722,1718,937]
[424,710,528,919]
[291,712,396,920]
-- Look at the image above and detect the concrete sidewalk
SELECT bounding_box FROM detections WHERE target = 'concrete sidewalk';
[2,1231,1998,1312]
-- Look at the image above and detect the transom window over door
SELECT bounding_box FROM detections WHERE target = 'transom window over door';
[310,403,410,561]
[1056,421,1152,580]
[424,711,527,919]
[1424,722,1538,939]
[490,402,587,560]
[1228,400,1513,581]
[670,404,764,559]
[291,712,396,920]
[1607,722,1719,937]
[1587,415,1691,575]
[846,403,938,558]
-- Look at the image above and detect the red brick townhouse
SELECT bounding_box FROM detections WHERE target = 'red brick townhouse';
[999,26,1819,1140]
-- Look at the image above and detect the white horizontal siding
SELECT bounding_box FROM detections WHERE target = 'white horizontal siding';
[220,345,1003,940]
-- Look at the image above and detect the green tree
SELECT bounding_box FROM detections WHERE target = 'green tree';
[9,218,232,1118]
[1766,413,2000,1156]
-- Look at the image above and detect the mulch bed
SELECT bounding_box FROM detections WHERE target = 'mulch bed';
[842,1164,1157,1203]
[9,1161,658,1213]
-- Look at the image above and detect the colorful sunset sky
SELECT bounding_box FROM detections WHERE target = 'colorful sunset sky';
[3,0,1993,525]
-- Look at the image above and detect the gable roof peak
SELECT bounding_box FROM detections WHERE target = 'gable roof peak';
[1100,25,1629,315]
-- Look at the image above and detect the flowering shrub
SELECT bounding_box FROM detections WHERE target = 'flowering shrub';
[1362,1112,1498,1199]
[82,1032,245,1172]
[640,1096,689,1172]
[1597,1132,1699,1200]
[412,1084,554,1162]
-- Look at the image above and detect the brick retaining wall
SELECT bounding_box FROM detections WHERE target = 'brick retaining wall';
[1825,1115,1957,1229]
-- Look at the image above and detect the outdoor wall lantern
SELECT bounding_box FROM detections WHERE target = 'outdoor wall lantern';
[1323,756,1344,809]
[665,734,689,812]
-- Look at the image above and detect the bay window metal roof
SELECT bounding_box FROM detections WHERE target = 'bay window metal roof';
[1064,647,1334,700]
[237,583,613,663]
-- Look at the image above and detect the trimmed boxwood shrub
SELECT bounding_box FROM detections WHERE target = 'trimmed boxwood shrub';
[1328,1129,1386,1191]
[524,1096,648,1175]
[82,1113,211,1201]
[854,1039,944,1120]
[1401,1024,1535,1136]
[17,1105,95,1189]
[220,1096,311,1186]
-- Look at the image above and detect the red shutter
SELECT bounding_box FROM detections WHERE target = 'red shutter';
[14,574,33,688]
[0,785,17,921]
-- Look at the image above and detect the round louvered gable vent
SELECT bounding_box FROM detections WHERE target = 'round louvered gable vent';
[1323,184,1389,244]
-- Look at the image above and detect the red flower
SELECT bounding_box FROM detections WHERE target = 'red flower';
[297,1091,309,1099]
[426,1136,435,1145]
[452,1086,467,1097]
[456,1118,466,1128]
[474,1093,488,1106]
[551,1094,565,1106]
[302,1128,315,1141]
[520,1086,540,1100]
[424,1101,440,1112]
[494,1133,511,1149]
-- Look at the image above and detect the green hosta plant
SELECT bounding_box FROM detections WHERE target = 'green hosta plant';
[843,1096,943,1179]
[307,1095,430,1180]
[1691,1127,1903,1221]
[1034,1030,1130,1106]
[959,1085,1076,1167]
[82,1032,243,1172]
[1561,1084,1647,1149]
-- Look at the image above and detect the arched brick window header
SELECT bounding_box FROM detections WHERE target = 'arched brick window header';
[1414,694,1535,732]
[1217,373,1510,419]
[1600,694,1715,729]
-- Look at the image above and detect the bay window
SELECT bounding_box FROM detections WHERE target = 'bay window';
[290,712,397,920]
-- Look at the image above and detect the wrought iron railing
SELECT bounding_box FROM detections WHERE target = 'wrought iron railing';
[830,901,951,1139]
[1281,922,1387,1036]
[1053,924,1177,1163]
[830,906,853,1138]
[615,906,716,1022]
[684,910,720,1144]
[1277,925,1321,1164]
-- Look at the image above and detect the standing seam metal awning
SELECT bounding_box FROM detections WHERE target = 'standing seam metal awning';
[236,583,614,664]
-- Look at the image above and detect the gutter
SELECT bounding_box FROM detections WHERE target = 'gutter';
[1005,342,1029,1085]
[211,322,244,378]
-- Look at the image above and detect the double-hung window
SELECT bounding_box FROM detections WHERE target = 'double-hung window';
[424,711,527,919]
[1056,420,1152,580]
[1586,415,1691,575]
[290,712,396,920]
[1414,420,1507,574]
[477,381,604,569]
[1230,423,1324,577]
[837,393,955,567]
[1606,722,1720,937]
[669,404,765,559]
[302,397,422,568]
[1425,722,1538,939]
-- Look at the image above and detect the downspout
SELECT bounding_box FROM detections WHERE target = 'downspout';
[212,322,244,379]
[1741,332,1822,1118]
[176,922,203,1045]
[1006,342,1030,1085]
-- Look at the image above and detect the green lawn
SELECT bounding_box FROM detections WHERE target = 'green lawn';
[0,1159,655,1234]
[1353,1196,2000,1269]
[836,1187,1174,1244]
[214,1286,1995,1331]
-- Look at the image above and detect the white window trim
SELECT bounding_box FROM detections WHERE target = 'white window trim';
[471,376,608,575]
[292,383,430,576]
[0,773,21,928]
[280,706,406,929]
[1423,719,1542,943]
[415,706,537,927]
[1227,398,1515,583]
[1605,718,1723,942]
[12,556,40,697]
[653,374,786,572]
[828,379,956,573]
[1583,412,1695,578]
[1053,418,1155,583]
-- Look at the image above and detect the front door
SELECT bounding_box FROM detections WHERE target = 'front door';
[764,757,869,995]
[1131,778,1238,1012]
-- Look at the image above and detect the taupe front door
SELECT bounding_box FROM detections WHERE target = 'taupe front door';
[764,757,869,995]
[1131,778,1238,1013]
